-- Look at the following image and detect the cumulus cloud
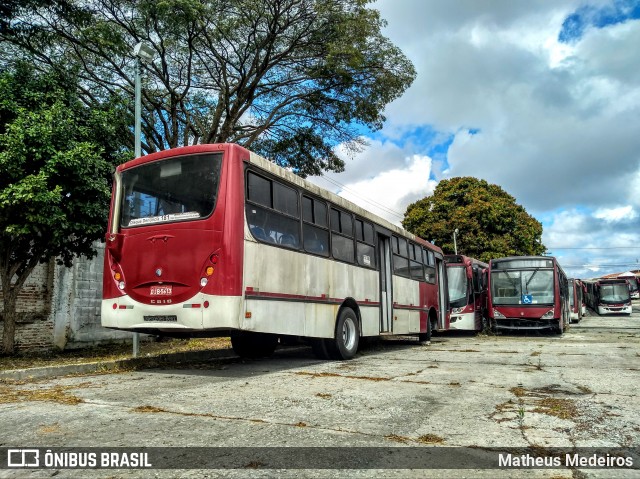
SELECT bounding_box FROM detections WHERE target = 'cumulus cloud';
[309,152,437,225]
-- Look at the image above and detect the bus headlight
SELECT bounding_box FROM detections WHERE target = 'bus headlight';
[540,309,555,319]
[452,307,464,314]
[493,309,506,319]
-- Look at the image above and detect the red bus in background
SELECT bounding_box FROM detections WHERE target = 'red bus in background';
[486,256,570,334]
[444,254,488,331]
[568,278,584,323]
[102,144,449,360]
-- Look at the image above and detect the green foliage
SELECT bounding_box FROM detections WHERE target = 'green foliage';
[0,62,127,354]
[402,177,546,263]
[1,0,415,176]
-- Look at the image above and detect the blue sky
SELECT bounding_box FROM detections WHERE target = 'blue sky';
[309,0,640,279]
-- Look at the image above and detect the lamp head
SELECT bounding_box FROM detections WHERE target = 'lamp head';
[133,42,155,63]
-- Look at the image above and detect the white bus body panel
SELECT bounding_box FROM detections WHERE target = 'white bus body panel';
[101,294,242,331]
[449,311,477,331]
[242,235,384,338]
[597,304,632,315]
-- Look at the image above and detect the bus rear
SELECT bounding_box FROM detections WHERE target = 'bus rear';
[102,144,247,336]
[487,256,569,334]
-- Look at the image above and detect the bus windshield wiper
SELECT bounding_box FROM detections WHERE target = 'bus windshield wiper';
[524,268,540,294]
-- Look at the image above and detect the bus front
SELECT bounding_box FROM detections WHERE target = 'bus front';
[488,257,563,331]
[102,144,246,336]
[446,260,476,330]
[597,280,632,315]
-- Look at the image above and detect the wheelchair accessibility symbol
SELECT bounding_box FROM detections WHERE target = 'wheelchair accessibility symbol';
[522,295,533,304]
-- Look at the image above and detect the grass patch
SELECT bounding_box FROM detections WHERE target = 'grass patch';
[295,372,390,382]
[0,383,87,405]
[384,434,412,444]
[0,338,231,372]
[416,434,445,445]
[533,398,579,420]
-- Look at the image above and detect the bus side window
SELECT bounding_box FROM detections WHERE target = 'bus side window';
[422,248,436,284]
[302,196,329,256]
[330,208,354,263]
[246,172,300,249]
[355,219,376,268]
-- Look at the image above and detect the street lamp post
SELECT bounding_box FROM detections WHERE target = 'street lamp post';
[132,41,155,357]
[453,228,459,255]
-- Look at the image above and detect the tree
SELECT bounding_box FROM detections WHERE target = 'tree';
[402,177,546,263]
[1,0,416,176]
[0,62,129,355]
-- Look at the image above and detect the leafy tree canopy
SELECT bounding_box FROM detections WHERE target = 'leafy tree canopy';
[0,62,129,354]
[1,0,416,176]
[402,177,546,263]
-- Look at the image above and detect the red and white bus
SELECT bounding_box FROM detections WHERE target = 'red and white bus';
[102,144,449,360]
[617,272,639,300]
[583,278,632,315]
[568,278,584,323]
[486,256,570,334]
[444,254,488,331]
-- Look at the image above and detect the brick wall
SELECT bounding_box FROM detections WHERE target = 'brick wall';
[1,243,137,353]
[0,260,56,352]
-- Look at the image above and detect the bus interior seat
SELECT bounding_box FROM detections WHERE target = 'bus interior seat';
[305,239,325,254]
[279,234,297,247]
[251,226,268,242]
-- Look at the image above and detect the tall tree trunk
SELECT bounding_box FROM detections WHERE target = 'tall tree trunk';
[1,289,18,355]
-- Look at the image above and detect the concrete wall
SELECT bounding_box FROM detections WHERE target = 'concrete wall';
[1,243,134,353]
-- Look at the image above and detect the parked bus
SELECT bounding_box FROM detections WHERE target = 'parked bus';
[568,278,584,323]
[617,272,639,299]
[102,144,449,360]
[583,278,632,315]
[444,254,489,331]
[486,256,570,334]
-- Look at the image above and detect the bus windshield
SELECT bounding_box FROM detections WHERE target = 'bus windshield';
[447,266,468,308]
[569,284,575,307]
[626,277,638,294]
[491,269,555,305]
[119,153,222,228]
[600,284,630,304]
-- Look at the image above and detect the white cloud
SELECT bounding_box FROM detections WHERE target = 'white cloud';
[309,153,436,225]
[593,205,638,222]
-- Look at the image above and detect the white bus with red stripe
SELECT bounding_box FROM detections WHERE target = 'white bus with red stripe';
[444,254,489,331]
[102,144,449,360]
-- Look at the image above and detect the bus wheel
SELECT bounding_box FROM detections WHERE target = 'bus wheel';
[231,331,278,358]
[418,318,432,344]
[326,307,359,360]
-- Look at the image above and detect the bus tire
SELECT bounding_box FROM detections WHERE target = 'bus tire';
[326,307,359,360]
[231,331,278,358]
[418,318,432,344]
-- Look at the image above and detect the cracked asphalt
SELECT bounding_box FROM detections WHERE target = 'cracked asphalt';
[1,308,639,478]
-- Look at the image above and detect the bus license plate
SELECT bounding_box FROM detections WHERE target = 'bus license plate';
[150,285,172,296]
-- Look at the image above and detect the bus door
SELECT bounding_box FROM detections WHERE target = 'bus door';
[378,235,393,333]
[435,255,448,329]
